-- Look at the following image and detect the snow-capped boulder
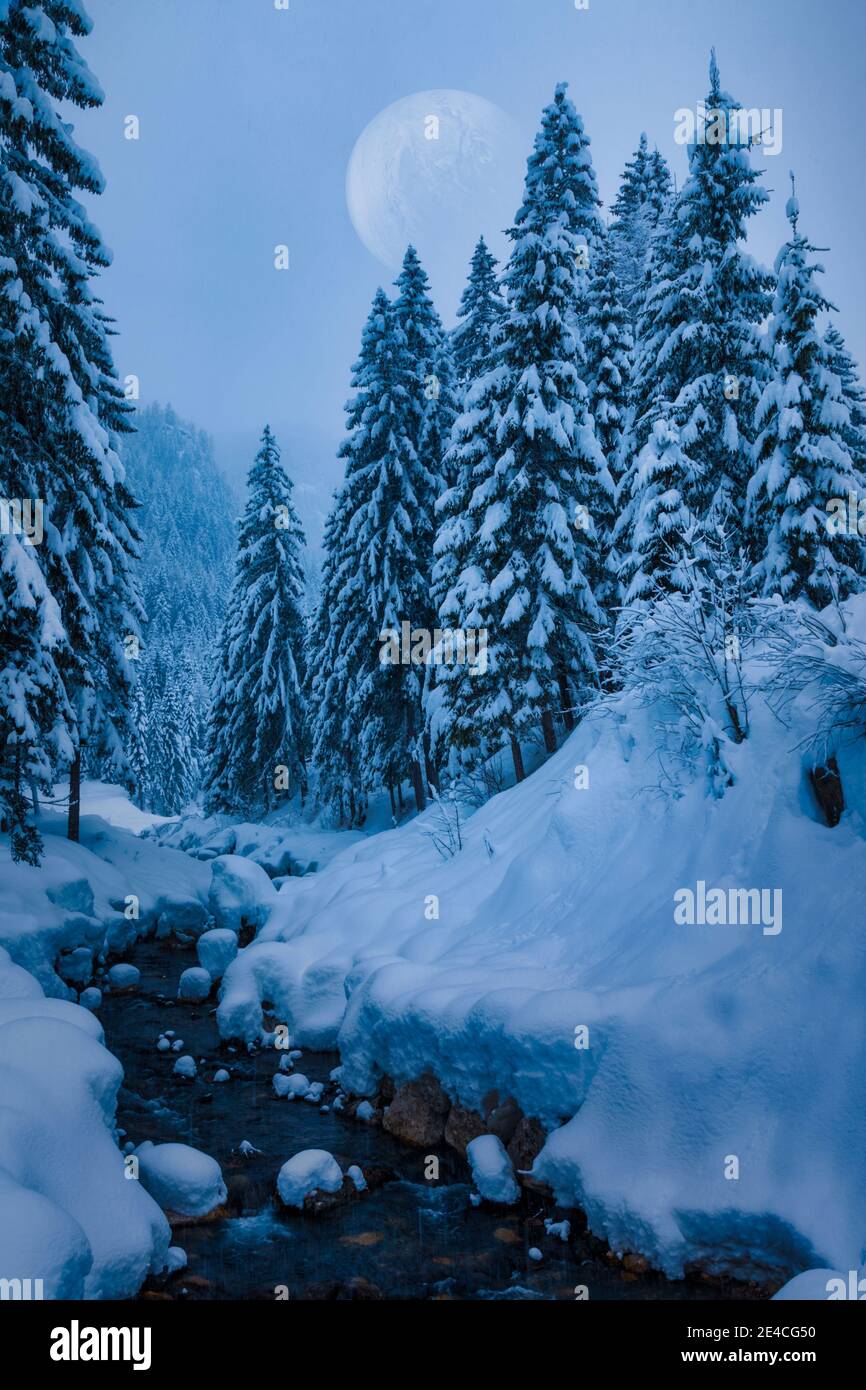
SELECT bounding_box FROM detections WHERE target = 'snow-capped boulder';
[196,928,238,981]
[78,987,102,1011]
[347,1165,367,1192]
[155,896,209,942]
[56,947,94,988]
[466,1135,520,1205]
[276,1150,343,1209]
[273,1072,309,1099]
[207,855,276,935]
[172,1055,197,1079]
[107,963,140,993]
[137,1143,227,1218]
[177,967,211,1003]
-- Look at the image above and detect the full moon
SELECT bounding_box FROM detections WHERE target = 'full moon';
[346,90,526,317]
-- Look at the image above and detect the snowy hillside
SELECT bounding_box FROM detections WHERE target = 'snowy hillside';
[216,605,866,1284]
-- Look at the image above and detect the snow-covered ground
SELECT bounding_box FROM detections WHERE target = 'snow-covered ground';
[214,609,866,1286]
[4,604,866,1295]
[0,800,209,1296]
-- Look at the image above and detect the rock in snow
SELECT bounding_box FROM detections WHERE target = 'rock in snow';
[137,1142,227,1217]
[177,967,211,1002]
[207,854,276,935]
[78,987,102,1011]
[172,1055,197,1079]
[273,1071,310,1100]
[106,963,140,993]
[347,1164,367,1192]
[276,1150,344,1209]
[466,1135,520,1205]
[196,928,238,981]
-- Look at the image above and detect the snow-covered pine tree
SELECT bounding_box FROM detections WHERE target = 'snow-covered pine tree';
[625,53,774,550]
[609,134,673,327]
[392,244,456,496]
[824,324,866,474]
[420,336,460,491]
[583,235,633,612]
[451,236,505,396]
[616,414,700,603]
[152,675,195,817]
[310,288,435,816]
[430,83,608,780]
[306,486,360,824]
[747,180,866,607]
[205,426,307,816]
[0,0,143,845]
[127,680,150,810]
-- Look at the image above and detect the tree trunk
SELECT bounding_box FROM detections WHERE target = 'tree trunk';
[423,731,437,794]
[388,782,397,818]
[510,736,525,784]
[67,750,82,843]
[557,670,575,732]
[397,782,405,812]
[411,758,427,813]
[541,709,557,754]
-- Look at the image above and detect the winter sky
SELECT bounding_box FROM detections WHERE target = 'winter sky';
[81,0,866,491]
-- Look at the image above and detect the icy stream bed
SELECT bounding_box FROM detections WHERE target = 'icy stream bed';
[100,939,750,1302]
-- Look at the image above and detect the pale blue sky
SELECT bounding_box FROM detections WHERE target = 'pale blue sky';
[80,0,866,494]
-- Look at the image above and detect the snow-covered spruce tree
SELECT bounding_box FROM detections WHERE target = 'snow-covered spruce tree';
[420,336,460,492]
[583,235,633,612]
[152,675,195,817]
[626,53,774,543]
[746,181,866,607]
[616,415,700,602]
[306,487,361,824]
[609,133,673,326]
[824,324,866,473]
[0,0,143,845]
[309,289,435,815]
[205,427,307,816]
[430,83,609,781]
[393,245,456,495]
[451,236,505,396]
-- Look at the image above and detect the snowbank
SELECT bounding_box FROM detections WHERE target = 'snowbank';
[0,974,170,1297]
[0,797,209,1297]
[147,811,366,877]
[216,598,866,1284]
[0,802,209,996]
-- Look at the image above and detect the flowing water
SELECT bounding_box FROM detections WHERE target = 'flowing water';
[101,937,750,1302]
